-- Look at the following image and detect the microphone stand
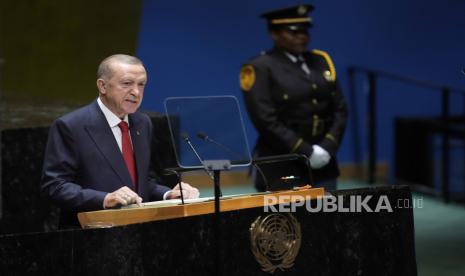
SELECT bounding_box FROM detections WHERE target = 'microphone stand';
[165,160,229,276]
[202,160,231,214]
[163,168,184,205]
[202,159,230,276]
[183,133,229,276]
[182,133,215,180]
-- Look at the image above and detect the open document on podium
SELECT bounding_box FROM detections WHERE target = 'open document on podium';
[77,188,324,228]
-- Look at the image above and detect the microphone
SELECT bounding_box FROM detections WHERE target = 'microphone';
[195,132,312,191]
[196,131,305,165]
[197,132,242,160]
[252,153,306,164]
[195,131,272,189]
[181,133,214,180]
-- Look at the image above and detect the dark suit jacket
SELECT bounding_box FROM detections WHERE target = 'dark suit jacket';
[41,100,170,226]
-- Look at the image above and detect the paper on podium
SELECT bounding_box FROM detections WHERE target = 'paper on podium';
[78,188,325,228]
[121,192,268,209]
[121,196,215,209]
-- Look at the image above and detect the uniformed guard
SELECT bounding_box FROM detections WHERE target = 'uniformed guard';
[240,4,348,192]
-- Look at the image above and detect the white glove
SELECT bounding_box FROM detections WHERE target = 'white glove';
[309,145,331,169]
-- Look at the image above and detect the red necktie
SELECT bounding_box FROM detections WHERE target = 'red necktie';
[118,121,138,191]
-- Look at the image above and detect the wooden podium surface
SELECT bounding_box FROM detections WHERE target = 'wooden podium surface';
[78,187,325,228]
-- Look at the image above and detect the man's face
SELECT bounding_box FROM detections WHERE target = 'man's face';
[271,28,310,55]
[98,62,147,118]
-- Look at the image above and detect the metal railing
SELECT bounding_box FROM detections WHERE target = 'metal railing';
[347,65,465,202]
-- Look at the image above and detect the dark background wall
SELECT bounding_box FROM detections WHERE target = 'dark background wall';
[0,0,142,128]
[1,0,465,177]
[136,0,465,176]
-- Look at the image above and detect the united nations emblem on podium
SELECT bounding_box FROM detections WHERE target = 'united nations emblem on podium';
[250,213,302,273]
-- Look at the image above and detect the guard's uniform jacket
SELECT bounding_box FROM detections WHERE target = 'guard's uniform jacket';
[240,47,348,190]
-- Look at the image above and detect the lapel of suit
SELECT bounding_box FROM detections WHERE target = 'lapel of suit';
[85,101,133,186]
[271,49,312,83]
[128,113,145,192]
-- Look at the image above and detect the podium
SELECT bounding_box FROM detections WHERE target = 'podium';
[78,188,324,228]
[0,186,417,275]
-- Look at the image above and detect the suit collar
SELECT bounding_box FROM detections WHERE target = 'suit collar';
[85,101,134,187]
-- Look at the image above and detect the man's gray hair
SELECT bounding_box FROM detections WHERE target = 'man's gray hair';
[97,54,144,79]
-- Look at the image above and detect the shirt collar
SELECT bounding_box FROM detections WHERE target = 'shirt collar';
[283,51,304,63]
[97,97,129,128]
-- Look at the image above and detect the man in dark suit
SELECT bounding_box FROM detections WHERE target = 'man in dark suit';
[240,4,348,192]
[41,54,199,227]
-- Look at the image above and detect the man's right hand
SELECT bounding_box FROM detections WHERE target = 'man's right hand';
[103,186,142,208]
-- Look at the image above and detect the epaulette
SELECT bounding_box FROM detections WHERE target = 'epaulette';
[311,49,336,80]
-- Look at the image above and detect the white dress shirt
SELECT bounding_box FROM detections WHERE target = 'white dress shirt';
[97,97,131,152]
[283,51,311,75]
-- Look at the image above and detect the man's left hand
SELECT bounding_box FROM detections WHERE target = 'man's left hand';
[166,182,200,200]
